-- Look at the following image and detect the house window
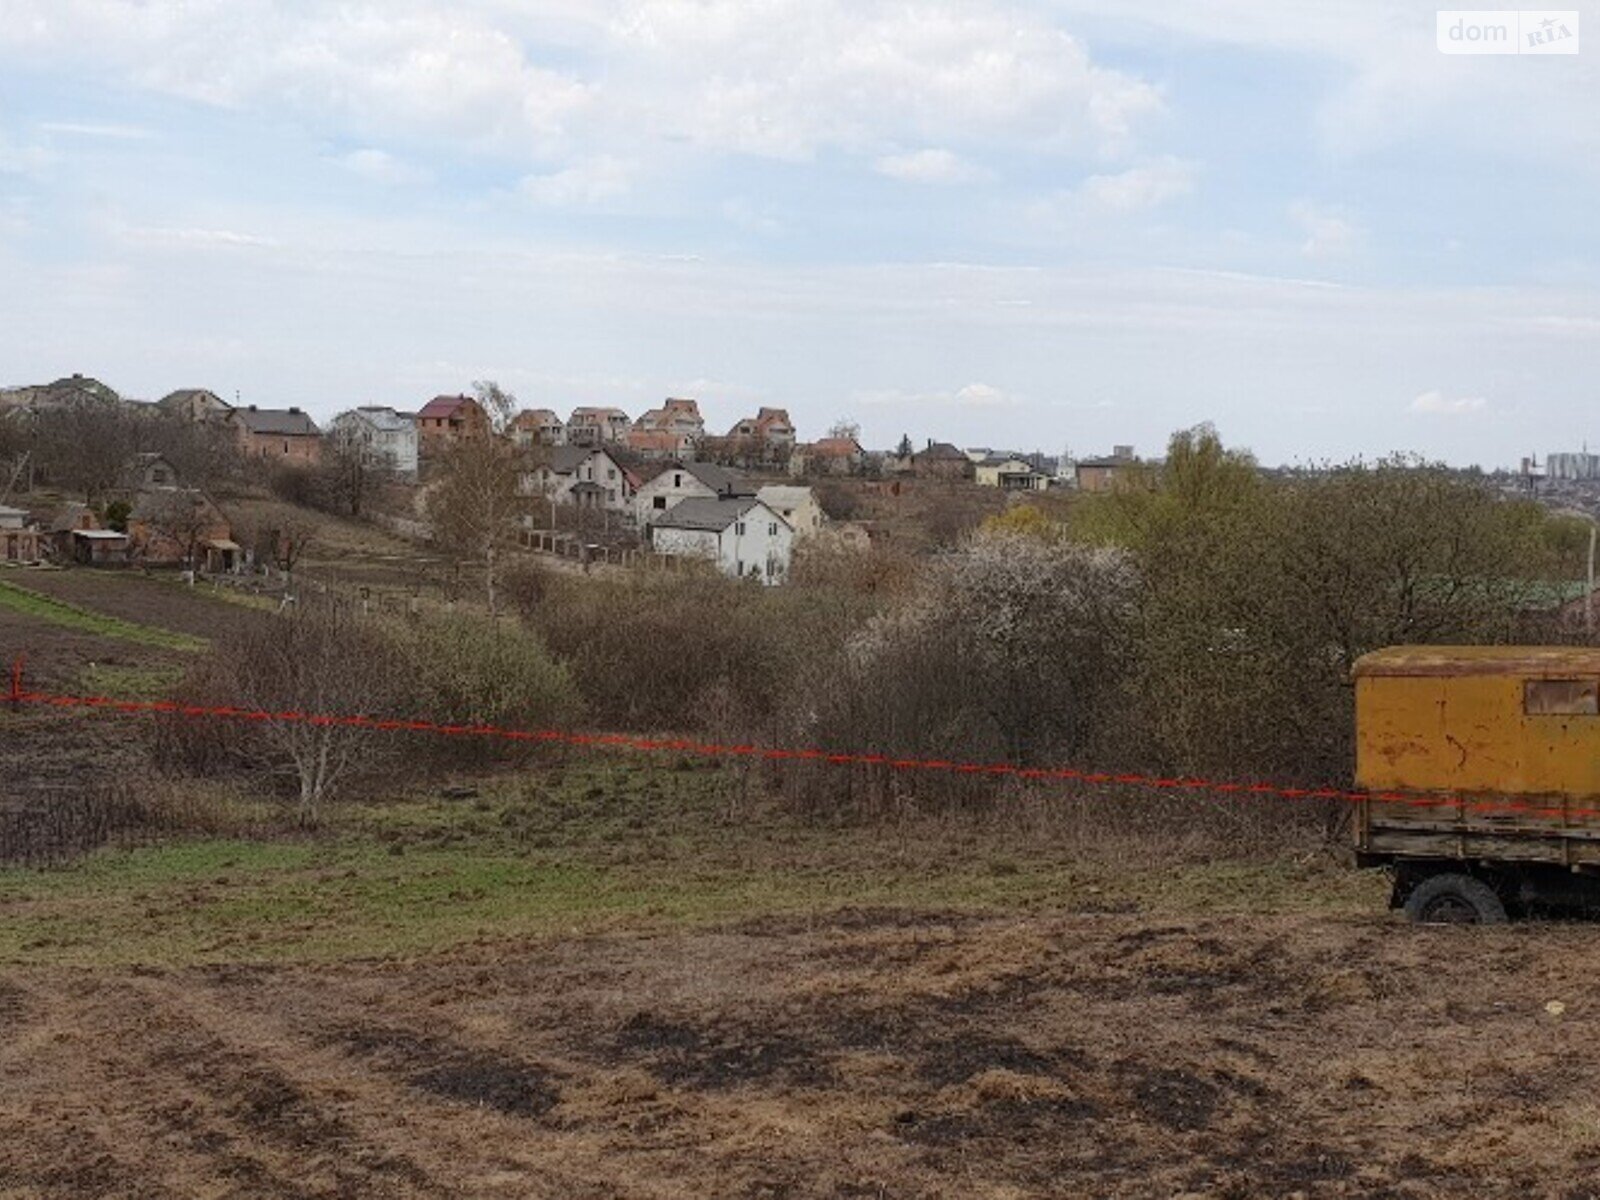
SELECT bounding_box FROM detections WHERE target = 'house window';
[674,474,682,487]
[735,521,746,535]
[653,496,667,510]
[736,560,744,575]
[1525,679,1600,716]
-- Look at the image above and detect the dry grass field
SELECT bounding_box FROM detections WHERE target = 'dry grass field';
[4,568,1600,1198]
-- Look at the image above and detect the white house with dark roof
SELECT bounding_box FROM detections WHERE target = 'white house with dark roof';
[647,496,793,584]
[633,461,755,527]
[329,407,419,477]
[519,446,632,516]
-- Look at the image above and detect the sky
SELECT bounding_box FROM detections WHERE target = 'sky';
[1,1,1597,467]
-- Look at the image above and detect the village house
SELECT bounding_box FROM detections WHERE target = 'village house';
[416,394,489,452]
[157,388,232,423]
[45,505,129,566]
[122,452,180,490]
[790,436,866,477]
[633,461,755,526]
[1075,446,1138,493]
[647,496,794,585]
[227,405,322,464]
[510,408,566,448]
[328,407,419,478]
[975,455,1050,492]
[567,406,632,447]
[628,398,705,459]
[128,489,239,573]
[519,446,632,518]
[908,441,977,481]
[0,506,42,563]
[755,485,824,537]
[721,406,796,465]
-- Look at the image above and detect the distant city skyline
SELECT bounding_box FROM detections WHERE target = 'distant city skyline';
[2,1,1596,470]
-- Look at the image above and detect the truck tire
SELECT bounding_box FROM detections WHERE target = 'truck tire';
[1403,873,1508,925]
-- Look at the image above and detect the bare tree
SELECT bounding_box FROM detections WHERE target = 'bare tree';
[227,603,401,822]
[827,418,861,442]
[134,489,217,580]
[33,398,139,503]
[428,380,527,615]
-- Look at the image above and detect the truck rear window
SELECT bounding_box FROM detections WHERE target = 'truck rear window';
[1524,679,1600,716]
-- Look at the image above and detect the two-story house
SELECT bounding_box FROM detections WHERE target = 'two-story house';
[416,394,489,452]
[520,446,632,517]
[510,409,566,447]
[329,407,420,478]
[633,462,755,527]
[226,405,322,464]
[647,496,794,584]
[567,406,632,447]
[627,398,705,459]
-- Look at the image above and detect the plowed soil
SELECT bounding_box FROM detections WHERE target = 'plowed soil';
[3,908,1598,1198]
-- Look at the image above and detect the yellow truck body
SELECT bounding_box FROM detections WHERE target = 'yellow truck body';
[1354,645,1600,872]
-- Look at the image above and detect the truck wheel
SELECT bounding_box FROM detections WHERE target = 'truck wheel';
[1403,873,1508,925]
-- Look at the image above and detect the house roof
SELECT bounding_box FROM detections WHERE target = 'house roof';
[653,496,765,532]
[512,408,562,427]
[915,442,967,461]
[347,406,413,434]
[678,461,754,495]
[755,485,813,509]
[570,406,629,421]
[541,446,611,475]
[418,394,477,421]
[231,406,320,436]
[809,437,863,458]
[72,529,128,542]
[158,388,229,412]
[1077,456,1132,469]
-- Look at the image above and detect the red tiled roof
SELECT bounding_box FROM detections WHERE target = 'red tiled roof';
[810,437,864,458]
[418,394,472,420]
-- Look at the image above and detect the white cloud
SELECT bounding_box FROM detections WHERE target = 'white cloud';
[1290,200,1363,259]
[1411,389,1488,416]
[857,382,1018,409]
[120,225,280,250]
[1079,156,1195,212]
[520,156,632,207]
[334,148,430,186]
[874,148,987,185]
[0,0,1161,175]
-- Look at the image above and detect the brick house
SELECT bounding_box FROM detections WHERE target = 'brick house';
[911,441,976,481]
[567,406,632,447]
[416,394,489,452]
[790,436,866,477]
[627,398,704,459]
[510,408,566,447]
[227,405,322,464]
[0,506,41,563]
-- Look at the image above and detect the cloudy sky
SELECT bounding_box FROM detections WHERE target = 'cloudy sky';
[1,1,1596,466]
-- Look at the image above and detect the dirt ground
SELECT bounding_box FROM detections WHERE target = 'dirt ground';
[2,908,1598,1199]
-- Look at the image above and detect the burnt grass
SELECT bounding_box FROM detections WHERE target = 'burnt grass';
[332,1025,562,1118]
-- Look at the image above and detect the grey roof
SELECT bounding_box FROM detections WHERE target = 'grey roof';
[541,445,616,475]
[158,388,229,411]
[680,461,754,496]
[653,496,762,532]
[231,407,320,436]
[915,442,967,460]
[347,406,413,434]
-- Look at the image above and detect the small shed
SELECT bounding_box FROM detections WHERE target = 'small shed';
[69,528,131,566]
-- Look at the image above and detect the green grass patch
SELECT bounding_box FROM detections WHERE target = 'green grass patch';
[0,761,1386,968]
[0,579,206,651]
[76,662,186,700]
